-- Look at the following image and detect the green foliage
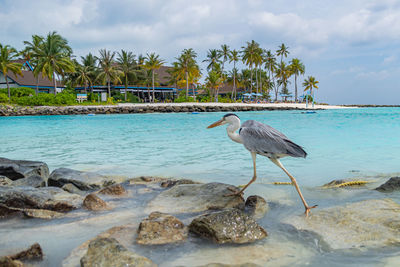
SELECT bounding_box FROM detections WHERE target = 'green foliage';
[174,90,196,103]
[0,93,8,103]
[127,93,140,103]
[0,87,35,97]
[15,92,76,106]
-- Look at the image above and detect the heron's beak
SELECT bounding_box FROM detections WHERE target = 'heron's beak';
[207,119,224,129]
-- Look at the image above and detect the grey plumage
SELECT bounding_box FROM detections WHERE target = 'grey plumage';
[239,120,307,159]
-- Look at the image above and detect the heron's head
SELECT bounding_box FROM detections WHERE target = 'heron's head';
[207,113,239,129]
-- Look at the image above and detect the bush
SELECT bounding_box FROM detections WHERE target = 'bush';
[0,93,9,103]
[15,92,76,106]
[0,87,35,98]
[127,93,140,103]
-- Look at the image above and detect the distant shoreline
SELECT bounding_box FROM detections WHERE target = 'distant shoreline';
[0,102,354,117]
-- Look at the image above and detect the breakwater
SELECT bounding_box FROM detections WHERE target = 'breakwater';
[0,103,334,116]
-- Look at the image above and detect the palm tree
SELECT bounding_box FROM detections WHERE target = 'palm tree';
[289,58,305,102]
[276,43,289,64]
[117,50,136,101]
[219,44,230,75]
[33,31,75,95]
[303,76,319,107]
[275,62,292,101]
[75,62,93,94]
[23,34,44,95]
[0,44,23,102]
[203,49,221,71]
[206,70,223,102]
[96,49,122,98]
[144,53,165,103]
[241,40,259,93]
[81,53,97,93]
[178,48,197,98]
[229,49,240,100]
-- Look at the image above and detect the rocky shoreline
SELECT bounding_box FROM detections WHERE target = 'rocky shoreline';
[1,157,400,266]
[0,103,342,116]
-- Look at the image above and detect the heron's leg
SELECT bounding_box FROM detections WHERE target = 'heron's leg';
[226,152,257,197]
[270,158,317,216]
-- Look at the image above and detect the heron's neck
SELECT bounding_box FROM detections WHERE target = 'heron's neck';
[226,119,242,144]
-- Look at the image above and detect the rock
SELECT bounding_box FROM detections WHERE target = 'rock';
[160,178,199,188]
[0,157,49,181]
[189,209,267,244]
[12,175,46,188]
[0,176,13,186]
[146,183,245,214]
[322,179,369,188]
[0,204,64,219]
[62,183,84,195]
[136,212,187,245]
[9,243,43,261]
[0,186,81,214]
[98,184,127,196]
[197,264,261,267]
[245,195,269,219]
[80,237,156,267]
[48,168,112,191]
[0,257,23,267]
[285,199,400,249]
[375,177,400,192]
[83,193,109,211]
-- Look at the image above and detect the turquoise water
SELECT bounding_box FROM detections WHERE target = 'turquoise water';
[1,108,400,186]
[1,108,400,266]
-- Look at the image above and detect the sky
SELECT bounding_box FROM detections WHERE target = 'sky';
[1,0,400,104]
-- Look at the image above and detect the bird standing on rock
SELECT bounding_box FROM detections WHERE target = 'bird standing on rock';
[207,113,317,216]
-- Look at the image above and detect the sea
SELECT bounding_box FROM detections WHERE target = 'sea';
[1,108,399,266]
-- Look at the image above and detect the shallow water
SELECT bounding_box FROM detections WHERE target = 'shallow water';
[1,108,400,266]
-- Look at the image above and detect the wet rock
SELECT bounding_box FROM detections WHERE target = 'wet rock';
[189,209,267,244]
[0,186,80,213]
[286,199,400,249]
[136,212,187,245]
[375,177,400,192]
[98,184,127,196]
[322,178,369,188]
[62,183,84,195]
[0,176,13,186]
[83,193,109,211]
[245,195,269,219]
[9,243,43,261]
[48,168,112,191]
[146,183,245,214]
[0,257,23,267]
[160,178,199,188]
[129,176,168,185]
[198,264,261,267]
[80,237,156,267]
[0,204,64,219]
[12,175,46,188]
[0,157,49,181]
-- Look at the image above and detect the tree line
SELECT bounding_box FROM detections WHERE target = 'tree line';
[0,31,319,103]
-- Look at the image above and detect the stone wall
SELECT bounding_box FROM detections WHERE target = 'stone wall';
[0,104,320,116]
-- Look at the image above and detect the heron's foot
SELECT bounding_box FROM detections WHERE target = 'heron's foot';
[304,205,318,217]
[224,187,244,200]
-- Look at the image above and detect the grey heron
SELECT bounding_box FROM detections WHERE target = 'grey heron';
[207,113,317,216]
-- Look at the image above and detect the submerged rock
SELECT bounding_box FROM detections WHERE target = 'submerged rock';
[80,237,156,267]
[11,175,46,188]
[0,204,64,219]
[48,168,113,191]
[198,264,261,267]
[146,183,245,214]
[160,178,199,188]
[286,198,400,249]
[0,186,81,216]
[136,212,187,245]
[0,256,23,267]
[322,179,369,188]
[375,177,400,192]
[245,195,269,219]
[98,184,127,196]
[83,193,109,211]
[62,183,84,195]
[0,176,13,186]
[0,157,49,181]
[189,209,267,244]
[8,243,43,261]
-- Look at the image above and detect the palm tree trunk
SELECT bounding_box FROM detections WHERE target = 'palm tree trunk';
[255,67,259,98]
[294,74,298,102]
[35,76,39,95]
[84,81,87,94]
[124,75,128,101]
[152,70,155,103]
[107,78,111,99]
[232,69,236,101]
[185,71,189,98]
[53,71,57,95]
[250,65,253,93]
[192,83,196,101]
[5,75,10,103]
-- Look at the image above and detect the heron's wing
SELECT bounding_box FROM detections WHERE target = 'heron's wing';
[240,120,307,158]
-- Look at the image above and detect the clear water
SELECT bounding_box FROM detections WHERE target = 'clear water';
[1,108,400,266]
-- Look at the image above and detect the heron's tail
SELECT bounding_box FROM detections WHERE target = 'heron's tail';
[285,139,307,158]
